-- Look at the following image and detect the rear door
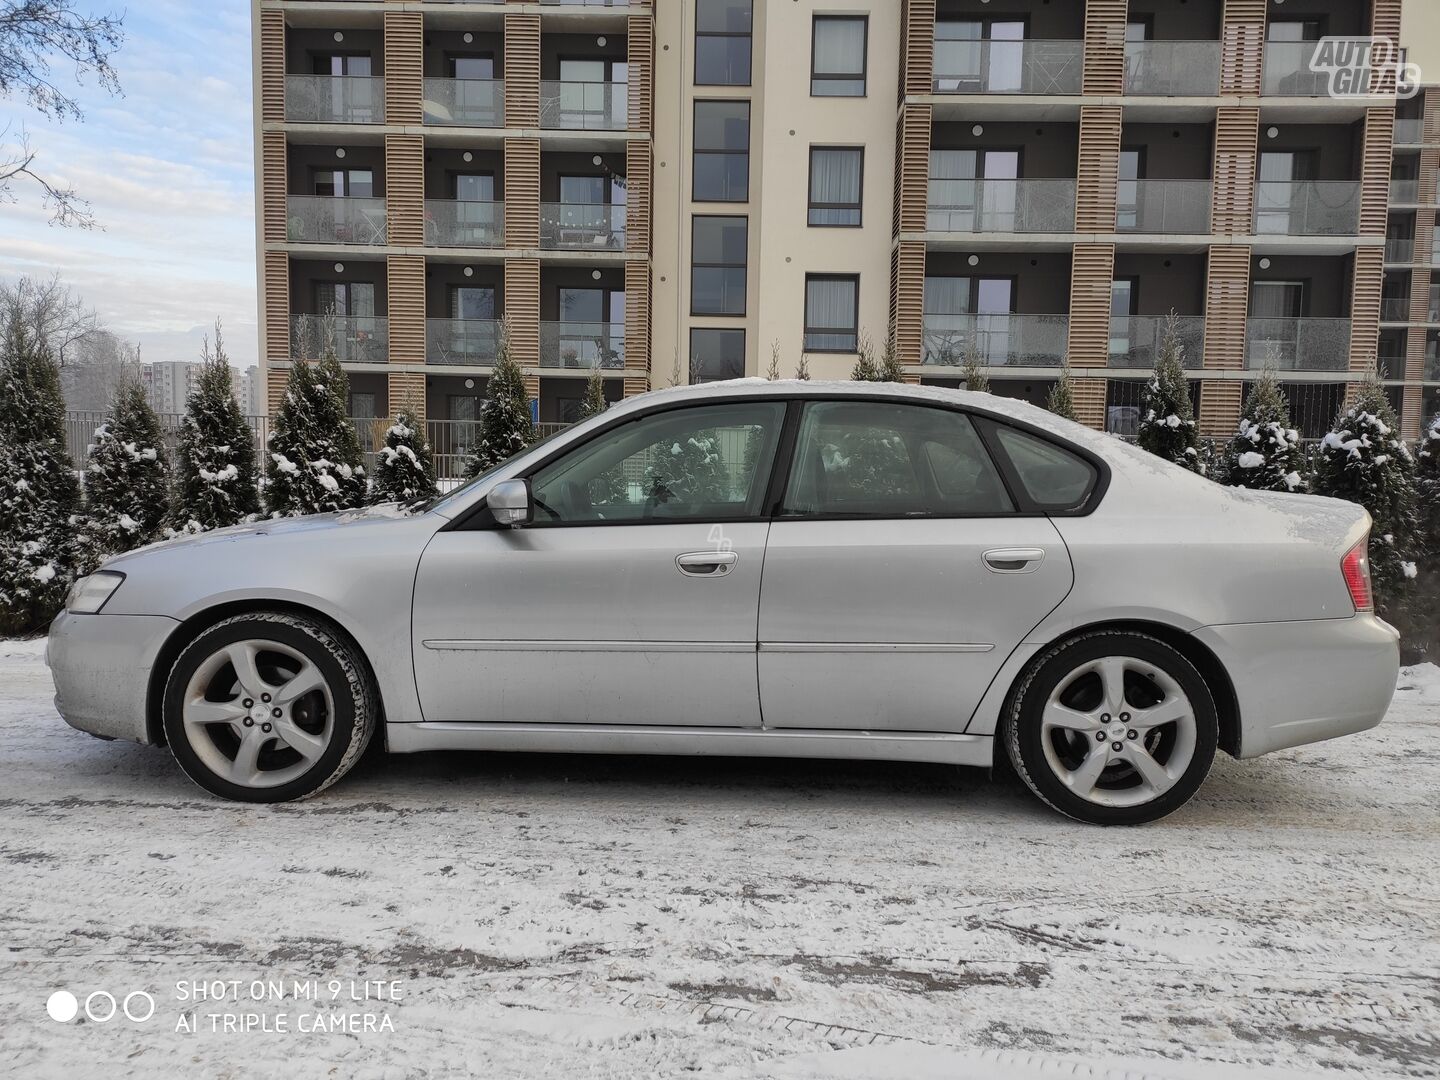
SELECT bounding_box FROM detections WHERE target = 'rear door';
[757,399,1076,732]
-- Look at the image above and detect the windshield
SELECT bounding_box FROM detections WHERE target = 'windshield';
[413,427,572,516]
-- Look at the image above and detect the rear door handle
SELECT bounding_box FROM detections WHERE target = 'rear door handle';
[983,547,1046,574]
[676,551,738,577]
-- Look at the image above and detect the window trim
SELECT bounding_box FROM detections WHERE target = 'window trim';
[690,214,749,317]
[691,99,751,203]
[807,145,864,228]
[689,326,747,382]
[802,273,860,353]
[694,0,753,87]
[810,14,869,97]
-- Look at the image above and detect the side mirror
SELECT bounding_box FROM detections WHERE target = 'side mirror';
[486,478,533,527]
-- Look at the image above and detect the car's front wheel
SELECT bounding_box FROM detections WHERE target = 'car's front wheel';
[162,612,377,802]
[1004,631,1218,825]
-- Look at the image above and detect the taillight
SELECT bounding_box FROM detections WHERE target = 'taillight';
[1341,539,1373,613]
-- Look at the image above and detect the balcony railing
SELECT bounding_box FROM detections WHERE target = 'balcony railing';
[540,80,627,130]
[932,39,1084,95]
[425,200,503,248]
[1246,318,1352,370]
[1385,238,1414,264]
[1390,178,1420,204]
[540,321,625,368]
[927,180,1076,234]
[1380,297,1412,322]
[540,202,625,249]
[422,78,504,126]
[1123,41,1221,96]
[1253,181,1360,236]
[285,75,384,124]
[1261,42,1331,96]
[1432,285,1440,322]
[921,314,1069,367]
[426,319,501,365]
[1394,118,1424,145]
[290,315,389,364]
[286,196,387,245]
[1116,180,1212,234]
[1432,239,1440,265]
[1108,316,1206,369]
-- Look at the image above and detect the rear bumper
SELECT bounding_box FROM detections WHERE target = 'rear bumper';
[1193,614,1399,759]
[48,610,179,744]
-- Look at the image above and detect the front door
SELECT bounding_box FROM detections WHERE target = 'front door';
[757,399,1073,732]
[412,400,786,726]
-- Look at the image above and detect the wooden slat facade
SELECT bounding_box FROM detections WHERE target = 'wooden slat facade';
[262,251,291,371]
[1202,246,1252,370]
[1404,89,1440,436]
[504,260,541,368]
[384,133,424,247]
[625,140,652,254]
[626,14,653,133]
[1347,246,1384,377]
[1082,0,1128,96]
[504,138,541,248]
[387,371,426,421]
[261,131,287,244]
[1211,108,1259,235]
[1199,382,1244,438]
[624,260,651,382]
[1219,0,1266,97]
[382,12,423,125]
[266,366,290,415]
[387,255,426,365]
[260,9,286,123]
[890,241,926,368]
[900,0,937,98]
[1370,0,1403,94]
[892,104,931,236]
[1075,106,1121,233]
[1066,245,1116,377]
[1071,378,1107,431]
[503,14,540,128]
[1358,108,1395,236]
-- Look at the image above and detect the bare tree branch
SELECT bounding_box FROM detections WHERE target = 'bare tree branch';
[0,123,94,226]
[0,273,100,368]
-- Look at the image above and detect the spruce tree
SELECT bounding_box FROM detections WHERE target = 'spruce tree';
[1047,360,1077,422]
[465,322,534,477]
[369,409,438,505]
[1136,312,1202,473]
[172,326,262,532]
[645,429,729,506]
[0,305,84,635]
[83,378,171,557]
[265,346,368,517]
[1413,413,1440,658]
[1312,384,1419,637]
[960,338,990,392]
[850,333,880,381]
[1218,370,1308,492]
[577,365,608,420]
[877,336,905,383]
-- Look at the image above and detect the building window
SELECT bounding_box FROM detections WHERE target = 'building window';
[691,216,748,315]
[690,328,746,382]
[696,0,752,86]
[804,274,859,352]
[693,101,750,202]
[811,15,867,96]
[808,147,863,226]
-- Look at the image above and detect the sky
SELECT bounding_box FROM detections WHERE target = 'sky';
[1,1,258,368]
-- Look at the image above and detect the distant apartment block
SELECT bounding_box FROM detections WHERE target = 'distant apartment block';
[142,361,203,416]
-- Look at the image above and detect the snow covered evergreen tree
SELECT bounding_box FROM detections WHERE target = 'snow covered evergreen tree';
[1312,384,1419,636]
[83,378,171,557]
[1408,412,1440,658]
[265,345,367,517]
[577,365,608,420]
[465,323,534,477]
[369,409,438,505]
[1136,313,1202,473]
[1047,360,1077,422]
[172,326,261,532]
[645,429,730,506]
[850,334,880,381]
[0,305,84,635]
[877,336,905,383]
[1218,370,1307,492]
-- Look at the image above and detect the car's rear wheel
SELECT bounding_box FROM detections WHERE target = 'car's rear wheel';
[1004,631,1218,825]
[162,612,377,803]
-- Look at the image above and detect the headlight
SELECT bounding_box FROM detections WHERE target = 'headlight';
[66,571,125,614]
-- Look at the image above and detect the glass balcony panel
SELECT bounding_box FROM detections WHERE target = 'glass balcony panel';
[1107,316,1205,369]
[1380,297,1412,321]
[1123,42,1221,96]
[426,319,501,364]
[540,202,626,249]
[422,78,504,126]
[285,75,383,124]
[921,314,1069,367]
[1384,238,1414,263]
[1431,284,1440,322]
[1261,42,1330,96]
[290,315,389,364]
[1115,181,1212,234]
[286,196,387,245]
[1390,178,1419,204]
[932,39,1083,95]
[926,179,1075,233]
[425,200,504,247]
[1253,181,1360,236]
[1394,118,1423,144]
[1245,318,1352,370]
[540,322,625,368]
[540,80,628,130]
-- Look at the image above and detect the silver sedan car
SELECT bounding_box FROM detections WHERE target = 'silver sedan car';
[48,382,1399,824]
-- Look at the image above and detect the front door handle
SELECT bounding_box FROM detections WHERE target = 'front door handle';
[676,551,738,577]
[983,547,1046,574]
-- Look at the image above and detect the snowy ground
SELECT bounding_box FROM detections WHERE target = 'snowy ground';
[1,639,1437,1079]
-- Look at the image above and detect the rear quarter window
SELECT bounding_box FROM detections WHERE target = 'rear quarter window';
[991,424,1098,512]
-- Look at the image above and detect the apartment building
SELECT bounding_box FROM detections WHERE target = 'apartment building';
[252,0,1440,439]
[142,361,203,416]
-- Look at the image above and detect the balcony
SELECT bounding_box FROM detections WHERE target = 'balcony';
[1394,118,1424,145]
[1381,297,1411,322]
[1108,316,1206,369]
[540,203,625,250]
[927,180,1076,234]
[540,321,625,368]
[426,319,501,365]
[1432,239,1440,266]
[932,40,1084,95]
[1390,178,1419,204]
[422,78,504,127]
[290,315,388,364]
[1123,42,1221,97]
[1246,318,1352,370]
[286,196,387,245]
[540,80,627,130]
[425,200,503,248]
[1432,284,1440,322]
[285,75,383,124]
[1116,181,1212,235]
[921,314,1069,367]
[1253,182,1360,237]
[1261,42,1330,96]
[1385,238,1414,264]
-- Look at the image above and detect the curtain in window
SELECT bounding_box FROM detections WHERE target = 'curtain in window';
[813,19,865,77]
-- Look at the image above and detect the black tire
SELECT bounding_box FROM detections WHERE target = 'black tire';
[1004,631,1218,826]
[163,612,378,803]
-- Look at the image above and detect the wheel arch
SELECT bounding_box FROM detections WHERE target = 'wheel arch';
[145,599,385,748]
[996,620,1241,764]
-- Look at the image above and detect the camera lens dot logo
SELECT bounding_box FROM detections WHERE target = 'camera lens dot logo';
[47,991,79,1023]
[46,989,155,1023]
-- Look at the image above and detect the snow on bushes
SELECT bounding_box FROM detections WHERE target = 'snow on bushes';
[1136,313,1203,474]
[83,380,171,558]
[1412,413,1440,659]
[265,349,367,517]
[1218,371,1308,493]
[369,410,438,505]
[464,321,534,478]
[172,325,261,533]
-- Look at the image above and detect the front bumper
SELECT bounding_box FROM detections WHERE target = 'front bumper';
[1193,613,1399,759]
[48,610,180,744]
